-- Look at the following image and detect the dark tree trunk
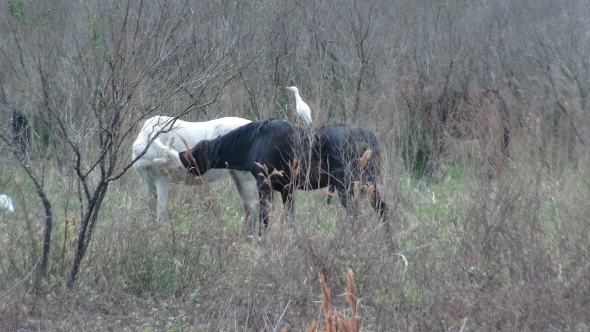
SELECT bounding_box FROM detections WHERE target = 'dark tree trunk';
[67,180,109,289]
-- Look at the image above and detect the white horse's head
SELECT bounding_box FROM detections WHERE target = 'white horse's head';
[152,137,183,167]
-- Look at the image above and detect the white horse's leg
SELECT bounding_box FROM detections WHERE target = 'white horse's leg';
[154,176,170,222]
[146,180,158,217]
[230,171,259,236]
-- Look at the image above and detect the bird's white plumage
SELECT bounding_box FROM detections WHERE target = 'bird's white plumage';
[286,86,312,124]
[0,194,15,213]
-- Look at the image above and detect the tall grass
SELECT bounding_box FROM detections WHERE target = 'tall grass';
[2,122,590,330]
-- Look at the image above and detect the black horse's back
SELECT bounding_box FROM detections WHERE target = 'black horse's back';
[204,118,296,155]
[224,118,286,142]
[247,118,299,148]
[256,118,298,138]
[319,124,381,181]
[183,118,297,174]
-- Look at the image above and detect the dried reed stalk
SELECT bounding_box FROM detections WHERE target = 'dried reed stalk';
[358,149,372,173]
[305,269,361,332]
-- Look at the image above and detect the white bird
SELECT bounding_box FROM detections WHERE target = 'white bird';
[0,194,15,213]
[286,86,312,124]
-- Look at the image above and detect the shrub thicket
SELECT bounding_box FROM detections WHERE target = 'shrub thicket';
[1,0,590,330]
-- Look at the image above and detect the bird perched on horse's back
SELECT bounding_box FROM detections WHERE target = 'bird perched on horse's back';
[286,86,312,124]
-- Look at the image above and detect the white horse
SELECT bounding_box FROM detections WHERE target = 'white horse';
[132,116,259,235]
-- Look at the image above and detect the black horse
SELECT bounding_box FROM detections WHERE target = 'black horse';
[12,108,30,155]
[157,118,388,234]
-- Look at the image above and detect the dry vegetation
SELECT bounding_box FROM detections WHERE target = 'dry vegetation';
[1,0,590,330]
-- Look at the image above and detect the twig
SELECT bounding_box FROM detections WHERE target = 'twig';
[272,299,292,332]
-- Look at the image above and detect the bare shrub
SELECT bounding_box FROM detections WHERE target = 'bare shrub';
[2,0,590,331]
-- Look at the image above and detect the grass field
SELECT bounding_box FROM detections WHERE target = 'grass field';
[1,133,590,331]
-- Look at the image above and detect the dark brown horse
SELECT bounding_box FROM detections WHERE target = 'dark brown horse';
[400,76,511,178]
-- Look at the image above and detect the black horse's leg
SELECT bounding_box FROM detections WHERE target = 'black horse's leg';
[370,187,389,220]
[370,187,395,250]
[337,188,350,210]
[281,185,295,224]
[331,171,352,213]
[325,184,336,206]
[335,182,356,218]
[258,180,272,236]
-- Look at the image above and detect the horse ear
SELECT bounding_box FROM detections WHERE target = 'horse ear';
[167,136,175,149]
[152,138,172,165]
[153,137,168,150]
[152,137,183,167]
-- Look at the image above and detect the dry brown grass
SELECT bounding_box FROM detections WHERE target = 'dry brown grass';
[281,268,362,332]
[2,135,590,331]
[3,0,590,330]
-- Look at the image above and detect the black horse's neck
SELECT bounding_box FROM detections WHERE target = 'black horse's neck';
[179,121,262,175]
[178,119,302,176]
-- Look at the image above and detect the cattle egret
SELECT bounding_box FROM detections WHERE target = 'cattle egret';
[0,194,15,213]
[286,86,312,124]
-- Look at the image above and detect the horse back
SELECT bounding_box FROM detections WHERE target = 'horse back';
[318,124,381,182]
[196,118,299,175]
